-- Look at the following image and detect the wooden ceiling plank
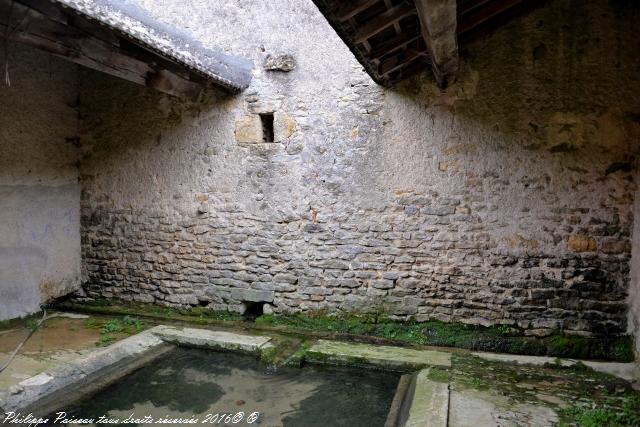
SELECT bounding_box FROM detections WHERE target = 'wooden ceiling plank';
[16,0,67,24]
[383,0,403,39]
[348,15,372,55]
[369,33,421,60]
[457,0,494,17]
[67,12,121,47]
[414,0,458,87]
[457,0,524,35]
[353,2,417,44]
[336,0,379,22]
[380,48,426,75]
[387,58,429,83]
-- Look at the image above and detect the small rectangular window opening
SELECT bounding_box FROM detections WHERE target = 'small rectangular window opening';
[260,113,274,142]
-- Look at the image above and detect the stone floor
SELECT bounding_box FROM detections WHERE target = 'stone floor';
[0,312,638,426]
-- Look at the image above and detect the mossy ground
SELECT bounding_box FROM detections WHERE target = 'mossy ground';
[558,395,640,427]
[0,312,47,332]
[83,315,149,346]
[427,367,450,383]
[451,353,640,426]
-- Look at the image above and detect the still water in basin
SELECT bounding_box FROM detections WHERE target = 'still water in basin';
[60,347,400,426]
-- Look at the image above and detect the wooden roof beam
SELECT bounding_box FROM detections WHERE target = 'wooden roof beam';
[336,0,379,22]
[414,0,459,88]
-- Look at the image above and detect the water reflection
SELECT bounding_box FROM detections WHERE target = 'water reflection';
[62,348,399,426]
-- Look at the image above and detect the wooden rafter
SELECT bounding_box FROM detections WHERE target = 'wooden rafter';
[353,2,416,43]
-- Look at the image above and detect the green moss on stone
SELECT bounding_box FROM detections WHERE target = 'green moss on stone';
[56,300,635,362]
[56,300,242,325]
[559,394,640,427]
[256,313,635,362]
[452,353,640,427]
[258,336,304,366]
[283,342,311,367]
[427,367,450,383]
[84,315,149,346]
[0,312,46,331]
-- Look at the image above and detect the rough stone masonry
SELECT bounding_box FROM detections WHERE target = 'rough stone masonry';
[78,0,640,339]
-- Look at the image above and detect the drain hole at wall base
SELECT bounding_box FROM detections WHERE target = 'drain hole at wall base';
[243,301,264,320]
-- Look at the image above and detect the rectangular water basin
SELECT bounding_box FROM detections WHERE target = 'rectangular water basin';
[1,326,449,427]
[56,347,400,426]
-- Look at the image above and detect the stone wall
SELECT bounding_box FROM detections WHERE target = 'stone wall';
[0,45,81,320]
[79,0,640,337]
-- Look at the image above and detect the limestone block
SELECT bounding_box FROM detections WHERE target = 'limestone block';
[568,235,597,252]
[263,54,295,72]
[600,238,629,254]
[231,288,275,302]
[235,115,263,143]
[247,99,282,114]
[274,111,296,142]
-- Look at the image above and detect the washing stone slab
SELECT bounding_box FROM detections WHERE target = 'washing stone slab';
[150,325,272,353]
[306,340,451,370]
[405,369,449,427]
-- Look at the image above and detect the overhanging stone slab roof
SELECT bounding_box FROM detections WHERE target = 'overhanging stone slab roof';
[1,0,253,99]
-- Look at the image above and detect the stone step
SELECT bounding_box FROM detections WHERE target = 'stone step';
[150,325,272,353]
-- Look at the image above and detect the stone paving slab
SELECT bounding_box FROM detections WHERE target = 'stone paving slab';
[306,340,451,370]
[448,388,559,427]
[405,369,449,427]
[150,325,272,353]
